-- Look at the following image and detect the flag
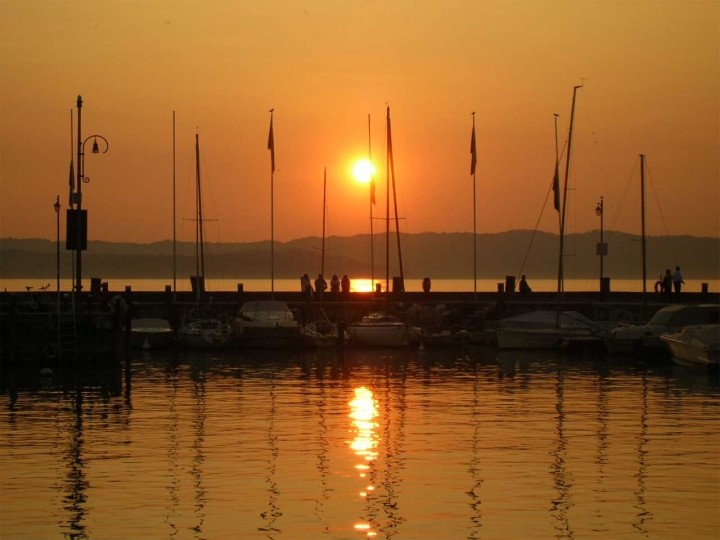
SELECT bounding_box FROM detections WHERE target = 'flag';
[267,113,275,173]
[370,178,376,205]
[470,122,477,175]
[552,160,560,212]
[68,159,75,207]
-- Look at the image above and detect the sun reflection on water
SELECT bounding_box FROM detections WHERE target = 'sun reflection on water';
[349,386,380,537]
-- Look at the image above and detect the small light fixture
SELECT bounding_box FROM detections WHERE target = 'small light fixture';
[54,196,60,213]
[595,202,602,216]
[92,137,100,154]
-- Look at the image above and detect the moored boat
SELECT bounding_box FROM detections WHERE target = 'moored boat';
[347,313,420,347]
[130,318,174,350]
[605,304,720,356]
[660,324,719,368]
[177,134,235,350]
[496,310,604,350]
[181,316,235,349]
[236,300,299,348]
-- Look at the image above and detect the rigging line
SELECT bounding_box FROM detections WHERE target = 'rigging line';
[606,155,641,245]
[511,143,569,295]
[580,89,610,197]
[645,159,678,265]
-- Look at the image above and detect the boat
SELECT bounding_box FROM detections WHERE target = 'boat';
[496,310,605,350]
[179,134,235,349]
[300,319,342,348]
[130,318,174,350]
[660,324,720,368]
[347,313,420,347]
[346,107,420,348]
[496,85,591,350]
[605,304,720,356]
[181,316,235,350]
[236,300,299,348]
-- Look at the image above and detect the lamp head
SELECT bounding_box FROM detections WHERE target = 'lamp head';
[54,196,60,213]
[92,137,100,154]
[595,203,602,216]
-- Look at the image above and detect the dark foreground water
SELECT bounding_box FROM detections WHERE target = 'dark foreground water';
[1,347,718,540]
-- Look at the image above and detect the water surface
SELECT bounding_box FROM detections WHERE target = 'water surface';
[1,348,718,539]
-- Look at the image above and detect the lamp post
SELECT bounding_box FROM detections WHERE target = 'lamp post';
[74,95,109,294]
[54,196,61,310]
[595,196,605,296]
[54,196,61,288]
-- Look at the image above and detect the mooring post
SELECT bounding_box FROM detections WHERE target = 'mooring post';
[124,286,132,361]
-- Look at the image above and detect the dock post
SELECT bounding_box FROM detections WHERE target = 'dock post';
[496,283,505,318]
[124,286,132,362]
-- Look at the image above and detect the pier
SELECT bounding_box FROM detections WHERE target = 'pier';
[1,284,717,366]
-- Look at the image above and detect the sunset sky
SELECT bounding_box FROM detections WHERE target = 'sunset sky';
[1,0,718,244]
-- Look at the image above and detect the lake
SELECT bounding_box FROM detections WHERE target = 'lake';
[1,347,718,539]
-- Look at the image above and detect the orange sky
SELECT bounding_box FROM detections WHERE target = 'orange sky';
[1,0,718,244]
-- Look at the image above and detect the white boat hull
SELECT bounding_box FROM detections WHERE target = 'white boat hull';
[660,325,720,367]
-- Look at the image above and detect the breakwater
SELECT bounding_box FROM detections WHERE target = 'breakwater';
[2,287,717,366]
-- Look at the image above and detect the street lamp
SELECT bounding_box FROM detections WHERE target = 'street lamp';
[595,196,606,296]
[54,196,61,310]
[73,95,109,294]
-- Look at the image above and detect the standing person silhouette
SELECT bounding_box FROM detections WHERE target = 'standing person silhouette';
[315,274,327,301]
[341,275,351,301]
[672,266,685,300]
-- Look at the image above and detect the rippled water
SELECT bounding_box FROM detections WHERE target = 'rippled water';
[1,348,718,539]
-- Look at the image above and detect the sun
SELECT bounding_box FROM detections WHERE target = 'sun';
[353,159,375,183]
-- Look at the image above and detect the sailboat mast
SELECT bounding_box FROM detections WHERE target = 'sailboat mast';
[321,167,326,280]
[556,85,582,308]
[172,111,176,302]
[554,113,561,232]
[195,134,206,293]
[368,113,374,293]
[640,154,647,314]
[385,108,390,298]
[268,110,275,300]
[388,107,405,288]
[471,112,477,302]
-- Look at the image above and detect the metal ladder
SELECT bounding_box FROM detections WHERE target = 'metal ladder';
[57,292,78,360]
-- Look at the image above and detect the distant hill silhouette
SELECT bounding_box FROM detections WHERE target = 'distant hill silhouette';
[1,231,718,281]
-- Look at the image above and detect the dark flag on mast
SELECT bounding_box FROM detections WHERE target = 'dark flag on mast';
[552,160,560,211]
[68,159,75,206]
[470,117,477,175]
[267,110,275,173]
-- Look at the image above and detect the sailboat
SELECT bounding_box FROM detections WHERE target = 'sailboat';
[347,107,421,347]
[179,134,235,349]
[496,86,605,350]
[299,167,344,348]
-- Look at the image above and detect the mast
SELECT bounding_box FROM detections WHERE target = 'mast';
[172,111,176,302]
[387,107,404,290]
[640,154,647,315]
[368,114,374,293]
[321,167,326,280]
[556,85,582,321]
[385,108,390,299]
[268,110,275,300]
[471,112,477,302]
[195,133,205,303]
